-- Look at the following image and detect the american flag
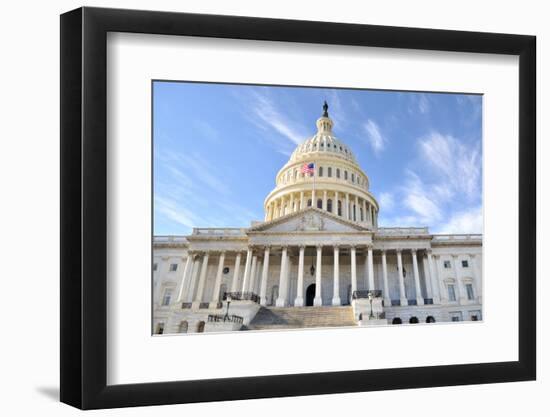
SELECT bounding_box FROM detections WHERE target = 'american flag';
[300,162,315,175]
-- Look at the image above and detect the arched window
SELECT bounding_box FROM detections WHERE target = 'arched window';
[337,200,342,216]
[327,199,333,213]
[317,199,322,209]
[351,173,355,183]
[328,167,332,177]
[426,316,436,323]
[392,318,402,325]
[336,168,340,178]
[318,166,323,177]
[360,207,364,221]
[307,199,312,207]
[409,316,419,324]
[344,170,348,180]
[196,321,205,333]
[353,205,356,221]
[178,321,188,333]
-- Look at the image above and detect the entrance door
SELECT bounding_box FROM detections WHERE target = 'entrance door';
[306,284,316,306]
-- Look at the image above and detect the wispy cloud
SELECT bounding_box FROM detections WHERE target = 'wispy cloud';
[418,132,481,201]
[436,206,482,234]
[363,119,387,156]
[243,89,309,155]
[401,171,443,224]
[407,93,430,115]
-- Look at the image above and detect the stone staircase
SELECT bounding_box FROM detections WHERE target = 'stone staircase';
[244,306,357,330]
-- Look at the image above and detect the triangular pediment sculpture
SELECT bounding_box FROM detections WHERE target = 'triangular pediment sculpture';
[248,208,369,234]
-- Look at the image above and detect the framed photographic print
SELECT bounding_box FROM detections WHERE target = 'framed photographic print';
[60,6,536,410]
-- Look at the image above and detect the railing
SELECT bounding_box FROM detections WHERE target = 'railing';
[424,298,434,305]
[432,234,482,241]
[207,314,244,324]
[223,292,261,304]
[181,302,192,309]
[377,227,429,236]
[352,290,382,299]
[192,228,247,236]
[154,235,188,243]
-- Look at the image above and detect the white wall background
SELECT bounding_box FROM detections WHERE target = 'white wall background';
[0,0,546,415]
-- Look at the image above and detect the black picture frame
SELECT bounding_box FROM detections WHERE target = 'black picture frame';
[60,6,536,410]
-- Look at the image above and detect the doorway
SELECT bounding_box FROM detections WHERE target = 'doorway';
[306,284,316,306]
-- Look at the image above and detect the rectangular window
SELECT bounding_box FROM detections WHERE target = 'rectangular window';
[351,173,355,182]
[162,288,173,306]
[344,171,348,180]
[318,166,323,177]
[328,167,332,177]
[169,263,178,271]
[336,168,340,178]
[450,311,462,322]
[443,260,451,268]
[447,284,456,301]
[153,263,158,271]
[462,260,469,267]
[466,283,475,300]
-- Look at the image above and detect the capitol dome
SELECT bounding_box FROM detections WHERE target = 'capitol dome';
[264,102,379,228]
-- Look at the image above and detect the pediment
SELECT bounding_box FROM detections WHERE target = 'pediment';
[248,208,369,234]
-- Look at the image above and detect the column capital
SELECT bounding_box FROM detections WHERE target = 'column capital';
[365,244,373,250]
[426,248,433,255]
[333,244,340,250]
[316,244,323,250]
[468,253,477,258]
[298,244,306,250]
[395,248,402,254]
[349,244,356,249]
[451,253,459,259]
[380,249,386,255]
[411,248,418,255]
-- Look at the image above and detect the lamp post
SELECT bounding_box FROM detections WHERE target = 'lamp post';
[224,295,232,321]
[368,291,374,319]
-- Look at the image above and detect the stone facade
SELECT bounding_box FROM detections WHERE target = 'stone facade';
[153,105,482,335]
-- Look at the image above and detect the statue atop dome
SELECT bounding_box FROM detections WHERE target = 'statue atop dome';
[322,100,329,117]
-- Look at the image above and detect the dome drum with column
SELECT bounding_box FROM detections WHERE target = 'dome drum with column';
[264,103,379,228]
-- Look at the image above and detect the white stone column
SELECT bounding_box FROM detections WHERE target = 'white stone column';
[248,254,258,293]
[231,251,242,292]
[254,257,263,294]
[259,246,270,306]
[193,252,210,308]
[350,246,357,294]
[345,193,350,220]
[362,199,367,223]
[209,252,226,308]
[411,249,424,305]
[354,195,358,221]
[469,253,482,302]
[381,250,391,306]
[290,193,295,213]
[300,191,304,210]
[367,245,375,290]
[452,254,467,303]
[276,246,289,307]
[396,249,408,306]
[185,255,201,303]
[295,245,305,306]
[422,254,434,301]
[176,254,193,302]
[332,246,341,305]
[314,245,323,306]
[323,190,327,211]
[241,247,253,293]
[427,250,441,304]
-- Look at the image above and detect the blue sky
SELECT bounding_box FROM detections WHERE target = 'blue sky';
[153,81,482,236]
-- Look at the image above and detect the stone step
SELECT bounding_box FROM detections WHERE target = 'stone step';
[247,306,357,330]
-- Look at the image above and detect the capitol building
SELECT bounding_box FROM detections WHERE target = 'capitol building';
[153,103,482,335]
